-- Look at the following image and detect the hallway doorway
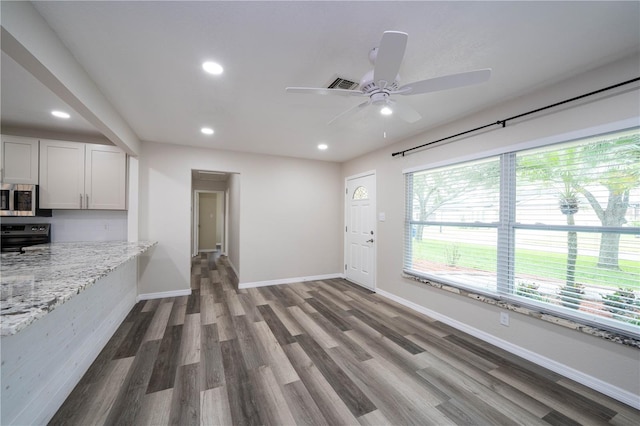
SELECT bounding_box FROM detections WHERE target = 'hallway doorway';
[191,169,240,285]
[191,170,228,257]
[195,190,224,253]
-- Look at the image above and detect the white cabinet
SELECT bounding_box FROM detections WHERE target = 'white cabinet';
[84,144,127,210]
[39,140,126,210]
[39,140,84,209]
[1,135,39,184]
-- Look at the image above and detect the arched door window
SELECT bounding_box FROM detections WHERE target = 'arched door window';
[353,186,368,200]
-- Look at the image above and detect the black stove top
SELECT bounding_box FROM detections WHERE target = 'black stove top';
[1,223,51,252]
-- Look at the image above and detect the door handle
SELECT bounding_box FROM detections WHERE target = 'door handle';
[366,239,374,243]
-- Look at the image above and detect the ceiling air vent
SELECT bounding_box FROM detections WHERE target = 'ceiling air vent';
[327,76,359,90]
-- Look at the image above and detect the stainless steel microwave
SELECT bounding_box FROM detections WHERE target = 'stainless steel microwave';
[0,184,52,217]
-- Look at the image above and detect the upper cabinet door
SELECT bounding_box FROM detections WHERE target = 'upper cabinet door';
[85,144,127,210]
[39,139,85,209]
[1,136,39,184]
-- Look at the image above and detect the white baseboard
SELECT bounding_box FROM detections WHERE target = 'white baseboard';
[239,273,343,289]
[375,288,640,410]
[227,258,239,279]
[136,289,191,301]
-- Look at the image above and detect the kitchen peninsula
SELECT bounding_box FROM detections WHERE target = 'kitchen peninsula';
[1,240,157,425]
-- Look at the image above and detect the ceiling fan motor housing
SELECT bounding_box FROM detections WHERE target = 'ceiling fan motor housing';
[360,69,400,94]
[370,91,390,104]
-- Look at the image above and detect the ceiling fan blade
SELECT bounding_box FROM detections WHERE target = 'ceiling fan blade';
[328,100,370,125]
[373,31,408,89]
[285,87,365,97]
[388,100,421,123]
[398,68,492,95]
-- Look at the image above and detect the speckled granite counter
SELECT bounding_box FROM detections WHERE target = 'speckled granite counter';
[0,241,156,336]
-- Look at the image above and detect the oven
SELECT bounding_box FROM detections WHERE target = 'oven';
[0,184,51,217]
[1,223,51,252]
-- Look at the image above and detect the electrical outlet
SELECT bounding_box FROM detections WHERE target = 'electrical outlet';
[500,312,510,326]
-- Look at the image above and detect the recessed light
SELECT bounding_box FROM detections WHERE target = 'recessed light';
[380,106,392,116]
[318,143,328,150]
[201,127,214,135]
[202,61,223,75]
[51,110,70,119]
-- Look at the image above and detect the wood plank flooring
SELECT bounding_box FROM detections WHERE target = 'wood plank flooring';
[50,252,640,425]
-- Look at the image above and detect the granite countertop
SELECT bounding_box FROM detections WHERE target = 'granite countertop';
[0,241,157,337]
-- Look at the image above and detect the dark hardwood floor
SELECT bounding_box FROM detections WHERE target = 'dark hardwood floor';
[50,252,640,425]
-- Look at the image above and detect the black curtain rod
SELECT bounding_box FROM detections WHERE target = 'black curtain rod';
[392,76,640,157]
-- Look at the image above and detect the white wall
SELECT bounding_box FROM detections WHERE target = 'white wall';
[216,193,224,246]
[227,173,241,273]
[342,54,640,401]
[137,141,342,294]
[127,156,139,241]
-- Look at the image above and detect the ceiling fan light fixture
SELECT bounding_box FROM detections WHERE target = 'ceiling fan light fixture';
[51,110,70,119]
[202,61,223,75]
[380,106,393,116]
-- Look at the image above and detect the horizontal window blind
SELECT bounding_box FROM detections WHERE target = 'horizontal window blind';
[404,128,640,337]
[404,157,501,295]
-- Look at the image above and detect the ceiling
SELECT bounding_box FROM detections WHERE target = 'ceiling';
[1,1,639,162]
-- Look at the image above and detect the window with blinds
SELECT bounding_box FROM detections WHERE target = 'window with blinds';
[404,128,640,337]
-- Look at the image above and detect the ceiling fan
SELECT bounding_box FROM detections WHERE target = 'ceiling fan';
[286,31,491,125]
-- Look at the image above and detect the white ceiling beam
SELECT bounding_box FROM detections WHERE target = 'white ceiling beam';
[0,1,140,156]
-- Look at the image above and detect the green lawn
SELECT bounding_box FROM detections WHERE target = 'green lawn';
[412,238,639,290]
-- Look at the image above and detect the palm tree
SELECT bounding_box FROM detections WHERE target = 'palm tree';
[557,182,583,308]
[518,148,583,302]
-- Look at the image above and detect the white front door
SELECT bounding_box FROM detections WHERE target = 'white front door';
[345,173,376,290]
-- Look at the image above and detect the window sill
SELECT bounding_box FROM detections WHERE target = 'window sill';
[401,272,640,350]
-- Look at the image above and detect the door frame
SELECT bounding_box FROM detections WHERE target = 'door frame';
[193,189,226,256]
[344,170,377,291]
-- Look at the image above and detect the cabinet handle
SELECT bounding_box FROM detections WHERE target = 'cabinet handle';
[80,193,83,209]
[86,194,89,209]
